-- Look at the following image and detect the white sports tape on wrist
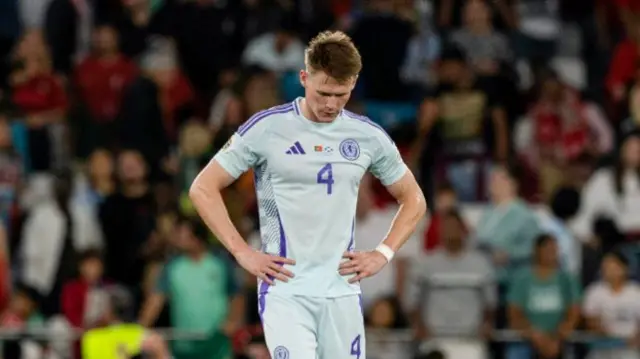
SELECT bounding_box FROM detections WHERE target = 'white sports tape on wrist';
[375,243,395,262]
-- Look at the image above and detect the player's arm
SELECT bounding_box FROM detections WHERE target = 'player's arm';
[189,126,295,284]
[380,172,427,253]
[189,159,248,256]
[340,132,426,282]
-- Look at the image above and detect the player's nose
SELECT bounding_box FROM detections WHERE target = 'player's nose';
[326,97,339,109]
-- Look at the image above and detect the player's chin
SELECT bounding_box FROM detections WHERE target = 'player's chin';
[317,114,338,122]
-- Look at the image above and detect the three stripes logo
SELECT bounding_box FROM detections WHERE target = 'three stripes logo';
[285,141,306,155]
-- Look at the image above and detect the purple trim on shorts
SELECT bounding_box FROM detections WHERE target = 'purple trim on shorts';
[238,104,293,136]
[343,109,393,142]
[258,293,266,321]
[358,294,363,315]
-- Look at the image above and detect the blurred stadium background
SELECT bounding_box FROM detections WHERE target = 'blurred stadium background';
[0,0,639,358]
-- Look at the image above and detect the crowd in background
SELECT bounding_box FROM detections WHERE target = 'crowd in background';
[0,0,639,358]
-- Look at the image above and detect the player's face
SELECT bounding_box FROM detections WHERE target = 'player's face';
[300,70,356,123]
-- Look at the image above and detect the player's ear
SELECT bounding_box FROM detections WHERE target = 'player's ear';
[299,70,307,88]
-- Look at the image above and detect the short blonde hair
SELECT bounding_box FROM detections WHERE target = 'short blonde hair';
[305,31,362,83]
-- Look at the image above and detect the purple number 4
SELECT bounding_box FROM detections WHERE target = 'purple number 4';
[317,163,334,195]
[350,335,361,358]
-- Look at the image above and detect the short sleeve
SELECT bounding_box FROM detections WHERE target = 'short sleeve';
[155,261,172,295]
[506,270,527,307]
[567,274,582,304]
[213,115,271,179]
[369,133,408,186]
[582,284,602,316]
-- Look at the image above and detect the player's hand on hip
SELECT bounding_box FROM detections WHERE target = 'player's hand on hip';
[234,248,295,285]
[339,251,388,283]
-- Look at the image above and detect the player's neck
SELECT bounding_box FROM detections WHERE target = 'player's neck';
[300,98,321,123]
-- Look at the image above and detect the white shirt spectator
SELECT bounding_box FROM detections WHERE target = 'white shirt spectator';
[583,282,640,338]
[583,282,640,359]
[571,170,640,240]
[242,33,305,73]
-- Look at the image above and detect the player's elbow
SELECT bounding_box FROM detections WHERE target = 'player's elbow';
[415,189,428,219]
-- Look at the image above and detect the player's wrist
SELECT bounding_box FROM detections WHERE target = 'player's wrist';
[375,243,395,262]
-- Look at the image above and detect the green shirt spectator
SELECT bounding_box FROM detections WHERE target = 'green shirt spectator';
[507,266,581,333]
[139,216,244,359]
[477,165,541,282]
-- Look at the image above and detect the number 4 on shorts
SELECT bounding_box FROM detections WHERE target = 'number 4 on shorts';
[350,335,361,359]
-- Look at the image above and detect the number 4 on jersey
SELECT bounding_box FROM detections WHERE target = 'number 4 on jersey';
[317,163,334,195]
[350,335,361,358]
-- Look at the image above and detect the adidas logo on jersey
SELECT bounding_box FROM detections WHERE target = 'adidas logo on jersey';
[285,141,306,155]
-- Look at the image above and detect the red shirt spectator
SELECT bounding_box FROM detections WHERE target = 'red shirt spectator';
[74,54,137,122]
[606,39,638,100]
[74,25,138,122]
[12,74,67,115]
[159,73,194,142]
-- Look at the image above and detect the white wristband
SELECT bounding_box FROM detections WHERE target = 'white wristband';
[375,243,395,262]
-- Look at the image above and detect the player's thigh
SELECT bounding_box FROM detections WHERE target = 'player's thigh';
[318,295,366,359]
[261,293,319,359]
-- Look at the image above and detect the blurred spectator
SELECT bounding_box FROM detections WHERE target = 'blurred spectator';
[511,0,561,69]
[241,17,305,74]
[81,285,170,358]
[358,174,421,310]
[177,121,212,196]
[415,47,508,202]
[72,148,116,210]
[44,0,96,74]
[422,182,461,252]
[0,115,23,234]
[623,63,640,133]
[572,130,640,243]
[434,0,515,30]
[61,249,111,330]
[607,19,640,104]
[365,296,412,359]
[73,24,137,154]
[476,164,540,280]
[108,0,171,60]
[0,283,45,359]
[0,0,20,88]
[450,0,512,78]
[411,210,494,359]
[99,150,155,293]
[538,187,582,275]
[507,234,581,359]
[118,38,194,179]
[516,71,613,201]
[139,215,244,359]
[350,0,414,100]
[583,251,640,359]
[10,30,68,172]
[400,19,441,90]
[18,0,53,30]
[20,170,103,317]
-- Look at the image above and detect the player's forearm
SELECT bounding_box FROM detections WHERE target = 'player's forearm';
[189,179,249,256]
[382,184,426,252]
